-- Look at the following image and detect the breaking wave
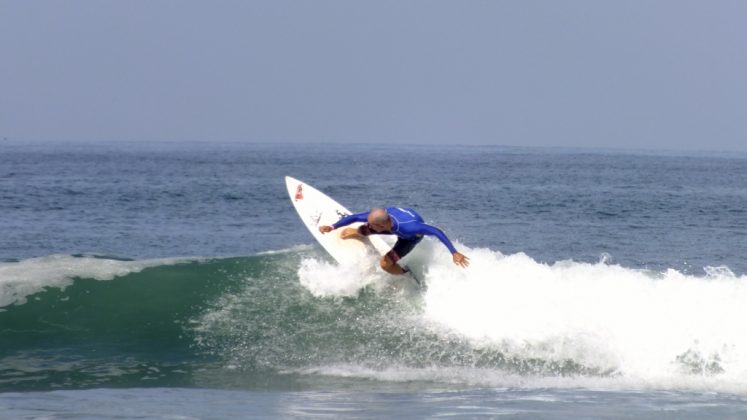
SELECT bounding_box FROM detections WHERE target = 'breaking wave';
[2,245,747,393]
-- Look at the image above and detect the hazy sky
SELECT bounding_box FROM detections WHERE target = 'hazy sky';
[1,1,746,151]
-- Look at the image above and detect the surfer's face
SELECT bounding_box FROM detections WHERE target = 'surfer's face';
[370,218,390,232]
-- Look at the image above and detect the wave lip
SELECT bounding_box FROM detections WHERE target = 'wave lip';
[0,254,190,308]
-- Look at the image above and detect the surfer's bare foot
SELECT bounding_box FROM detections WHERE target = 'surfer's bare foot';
[340,228,363,240]
[379,256,406,275]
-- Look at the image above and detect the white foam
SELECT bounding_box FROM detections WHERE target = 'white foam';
[297,257,387,298]
[294,239,747,391]
[256,244,315,256]
[421,245,747,386]
[0,254,188,308]
[297,364,747,395]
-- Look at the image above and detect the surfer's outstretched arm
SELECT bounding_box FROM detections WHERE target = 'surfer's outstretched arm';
[416,224,457,253]
[332,212,370,229]
[416,224,470,268]
[319,211,369,233]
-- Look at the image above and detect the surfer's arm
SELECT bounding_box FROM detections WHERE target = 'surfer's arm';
[416,224,458,254]
[417,224,470,268]
[331,212,369,230]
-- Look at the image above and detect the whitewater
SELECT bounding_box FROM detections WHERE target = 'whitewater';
[301,241,747,394]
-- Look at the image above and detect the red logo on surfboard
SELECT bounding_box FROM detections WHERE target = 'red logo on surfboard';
[295,185,304,200]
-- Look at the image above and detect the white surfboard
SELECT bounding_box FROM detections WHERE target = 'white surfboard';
[285,176,393,264]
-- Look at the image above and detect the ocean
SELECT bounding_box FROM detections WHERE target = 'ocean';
[1,141,747,418]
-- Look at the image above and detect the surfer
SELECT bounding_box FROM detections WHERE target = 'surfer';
[319,207,470,275]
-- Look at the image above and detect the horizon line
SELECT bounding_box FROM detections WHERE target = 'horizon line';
[3,138,747,158]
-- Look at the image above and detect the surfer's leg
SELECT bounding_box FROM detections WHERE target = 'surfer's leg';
[380,255,406,275]
[381,237,422,275]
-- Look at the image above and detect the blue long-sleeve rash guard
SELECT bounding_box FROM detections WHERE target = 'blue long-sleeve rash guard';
[332,207,458,254]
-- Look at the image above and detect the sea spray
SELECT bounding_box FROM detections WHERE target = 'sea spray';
[297,258,380,298]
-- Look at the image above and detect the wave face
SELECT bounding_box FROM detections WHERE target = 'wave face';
[2,247,747,393]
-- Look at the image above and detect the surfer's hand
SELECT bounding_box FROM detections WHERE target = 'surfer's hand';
[319,225,334,234]
[452,252,470,268]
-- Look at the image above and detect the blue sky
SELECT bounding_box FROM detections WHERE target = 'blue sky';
[1,1,746,151]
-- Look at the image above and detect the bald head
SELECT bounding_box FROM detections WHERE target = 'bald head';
[368,208,388,224]
[367,208,392,232]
